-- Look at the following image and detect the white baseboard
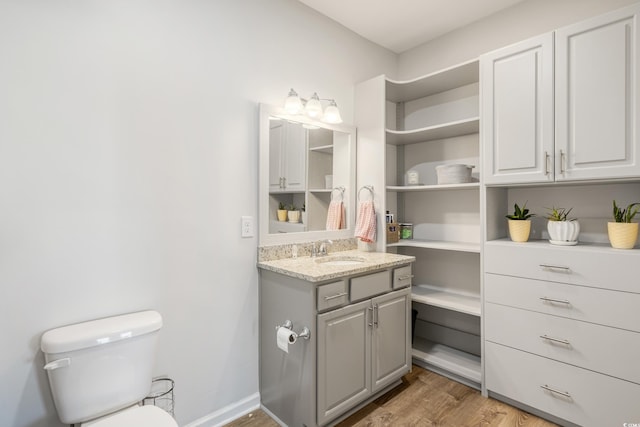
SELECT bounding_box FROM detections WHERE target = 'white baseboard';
[182,392,261,427]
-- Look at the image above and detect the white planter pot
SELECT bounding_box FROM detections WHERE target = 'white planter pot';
[287,210,300,223]
[547,220,580,245]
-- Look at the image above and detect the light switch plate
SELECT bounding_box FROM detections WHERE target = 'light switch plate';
[241,216,254,238]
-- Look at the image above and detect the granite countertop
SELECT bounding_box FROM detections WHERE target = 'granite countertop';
[257,249,415,283]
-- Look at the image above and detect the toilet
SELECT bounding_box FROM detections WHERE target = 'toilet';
[40,310,178,426]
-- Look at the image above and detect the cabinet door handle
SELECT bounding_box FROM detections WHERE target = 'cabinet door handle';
[559,150,566,174]
[544,151,550,175]
[324,292,348,301]
[398,274,414,281]
[282,177,286,188]
[373,303,379,328]
[540,384,572,400]
[540,335,571,346]
[539,296,571,306]
[539,264,571,272]
[368,307,373,327]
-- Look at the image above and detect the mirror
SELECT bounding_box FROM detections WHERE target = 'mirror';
[259,104,356,246]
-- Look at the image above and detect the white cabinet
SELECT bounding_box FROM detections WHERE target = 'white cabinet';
[269,120,306,192]
[356,61,483,389]
[482,2,640,185]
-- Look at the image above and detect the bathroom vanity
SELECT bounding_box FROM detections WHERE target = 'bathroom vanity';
[258,250,414,427]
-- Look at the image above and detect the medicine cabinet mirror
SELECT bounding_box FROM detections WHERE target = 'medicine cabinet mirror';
[258,103,356,246]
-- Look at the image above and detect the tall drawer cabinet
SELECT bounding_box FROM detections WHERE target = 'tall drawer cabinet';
[484,240,640,426]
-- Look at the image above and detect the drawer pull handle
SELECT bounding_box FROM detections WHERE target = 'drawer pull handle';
[373,303,379,328]
[540,335,571,346]
[540,384,572,400]
[324,292,348,301]
[539,296,571,306]
[398,274,414,281]
[368,307,374,327]
[539,264,571,272]
[544,151,550,175]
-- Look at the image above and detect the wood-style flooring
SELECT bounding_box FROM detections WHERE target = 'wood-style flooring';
[225,365,557,427]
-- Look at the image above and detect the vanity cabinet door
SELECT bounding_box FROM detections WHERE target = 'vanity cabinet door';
[371,288,411,393]
[317,300,372,426]
[555,3,640,181]
[481,32,554,185]
[268,121,307,192]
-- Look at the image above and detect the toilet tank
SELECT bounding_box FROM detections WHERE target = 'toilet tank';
[41,310,163,425]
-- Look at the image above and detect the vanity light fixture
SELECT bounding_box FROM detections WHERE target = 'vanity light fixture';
[284,88,343,124]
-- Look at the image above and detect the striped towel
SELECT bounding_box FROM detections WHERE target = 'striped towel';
[326,200,344,230]
[354,200,376,243]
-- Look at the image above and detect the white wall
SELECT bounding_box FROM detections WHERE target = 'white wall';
[0,1,395,426]
[398,0,638,79]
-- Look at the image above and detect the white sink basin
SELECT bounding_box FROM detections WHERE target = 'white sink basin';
[315,256,367,266]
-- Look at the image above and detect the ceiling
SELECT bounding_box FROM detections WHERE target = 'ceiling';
[298,0,526,53]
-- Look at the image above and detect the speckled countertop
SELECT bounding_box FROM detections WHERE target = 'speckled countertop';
[257,249,415,283]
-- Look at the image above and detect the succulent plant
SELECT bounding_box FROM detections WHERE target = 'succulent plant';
[612,200,640,223]
[505,202,535,220]
[545,207,575,221]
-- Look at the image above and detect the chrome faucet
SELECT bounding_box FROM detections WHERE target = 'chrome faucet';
[318,239,333,256]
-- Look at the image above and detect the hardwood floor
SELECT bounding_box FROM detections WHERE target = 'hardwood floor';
[225,365,558,427]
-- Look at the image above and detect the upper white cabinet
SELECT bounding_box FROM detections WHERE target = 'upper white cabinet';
[555,4,640,181]
[481,33,554,185]
[269,120,306,192]
[482,3,640,185]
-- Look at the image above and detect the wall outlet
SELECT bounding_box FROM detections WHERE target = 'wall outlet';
[241,216,254,238]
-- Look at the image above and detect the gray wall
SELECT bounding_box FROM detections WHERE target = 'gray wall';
[0,1,395,426]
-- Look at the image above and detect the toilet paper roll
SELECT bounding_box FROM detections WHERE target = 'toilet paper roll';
[276,327,297,353]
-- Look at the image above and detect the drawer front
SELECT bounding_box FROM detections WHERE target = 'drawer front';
[392,265,412,289]
[485,242,640,293]
[485,273,640,332]
[350,270,391,302]
[317,280,348,312]
[485,303,640,384]
[486,342,640,427]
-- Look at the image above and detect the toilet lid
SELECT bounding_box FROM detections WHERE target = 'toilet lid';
[85,405,178,427]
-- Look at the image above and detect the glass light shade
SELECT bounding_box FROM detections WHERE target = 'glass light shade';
[305,93,323,118]
[284,89,304,115]
[322,100,342,124]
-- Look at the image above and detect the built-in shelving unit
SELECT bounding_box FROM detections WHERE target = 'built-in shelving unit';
[309,144,333,154]
[387,183,479,192]
[412,284,481,316]
[387,240,480,253]
[385,117,479,145]
[412,337,482,386]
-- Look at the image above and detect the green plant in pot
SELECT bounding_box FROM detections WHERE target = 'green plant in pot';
[545,207,579,246]
[277,201,288,222]
[506,202,535,242]
[608,201,640,249]
[287,204,301,223]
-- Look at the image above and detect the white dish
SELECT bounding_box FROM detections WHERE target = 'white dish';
[549,240,578,246]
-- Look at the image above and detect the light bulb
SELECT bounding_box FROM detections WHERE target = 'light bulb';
[322,100,342,124]
[284,88,304,115]
[305,92,323,118]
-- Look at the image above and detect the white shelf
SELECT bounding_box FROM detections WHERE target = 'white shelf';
[387,239,480,253]
[309,144,333,154]
[386,60,479,102]
[308,188,332,193]
[412,284,481,316]
[412,337,481,384]
[386,182,479,192]
[385,117,479,145]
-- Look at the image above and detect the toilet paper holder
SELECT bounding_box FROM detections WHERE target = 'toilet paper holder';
[276,320,311,340]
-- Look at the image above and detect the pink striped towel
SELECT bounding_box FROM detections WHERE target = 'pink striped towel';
[354,200,376,243]
[326,200,344,230]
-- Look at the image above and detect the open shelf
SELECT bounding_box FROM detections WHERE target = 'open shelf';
[387,239,480,253]
[309,144,333,154]
[386,60,479,102]
[412,284,481,316]
[385,117,479,145]
[412,337,481,385]
[387,182,479,192]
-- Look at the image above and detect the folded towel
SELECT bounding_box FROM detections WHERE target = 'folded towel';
[355,200,376,243]
[326,200,344,230]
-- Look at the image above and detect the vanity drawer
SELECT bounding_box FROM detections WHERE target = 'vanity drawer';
[485,273,640,332]
[317,280,349,312]
[486,342,640,427]
[392,265,412,289]
[485,242,640,293]
[485,302,640,384]
[350,271,391,302]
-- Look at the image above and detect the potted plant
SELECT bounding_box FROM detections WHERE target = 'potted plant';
[545,207,580,245]
[505,202,534,242]
[608,201,640,249]
[287,204,300,223]
[277,202,288,222]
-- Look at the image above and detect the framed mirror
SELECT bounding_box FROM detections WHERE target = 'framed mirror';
[259,104,356,246]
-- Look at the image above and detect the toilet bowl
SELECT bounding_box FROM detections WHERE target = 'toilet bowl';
[41,310,178,426]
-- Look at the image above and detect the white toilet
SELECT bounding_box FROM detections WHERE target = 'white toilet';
[40,310,178,426]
